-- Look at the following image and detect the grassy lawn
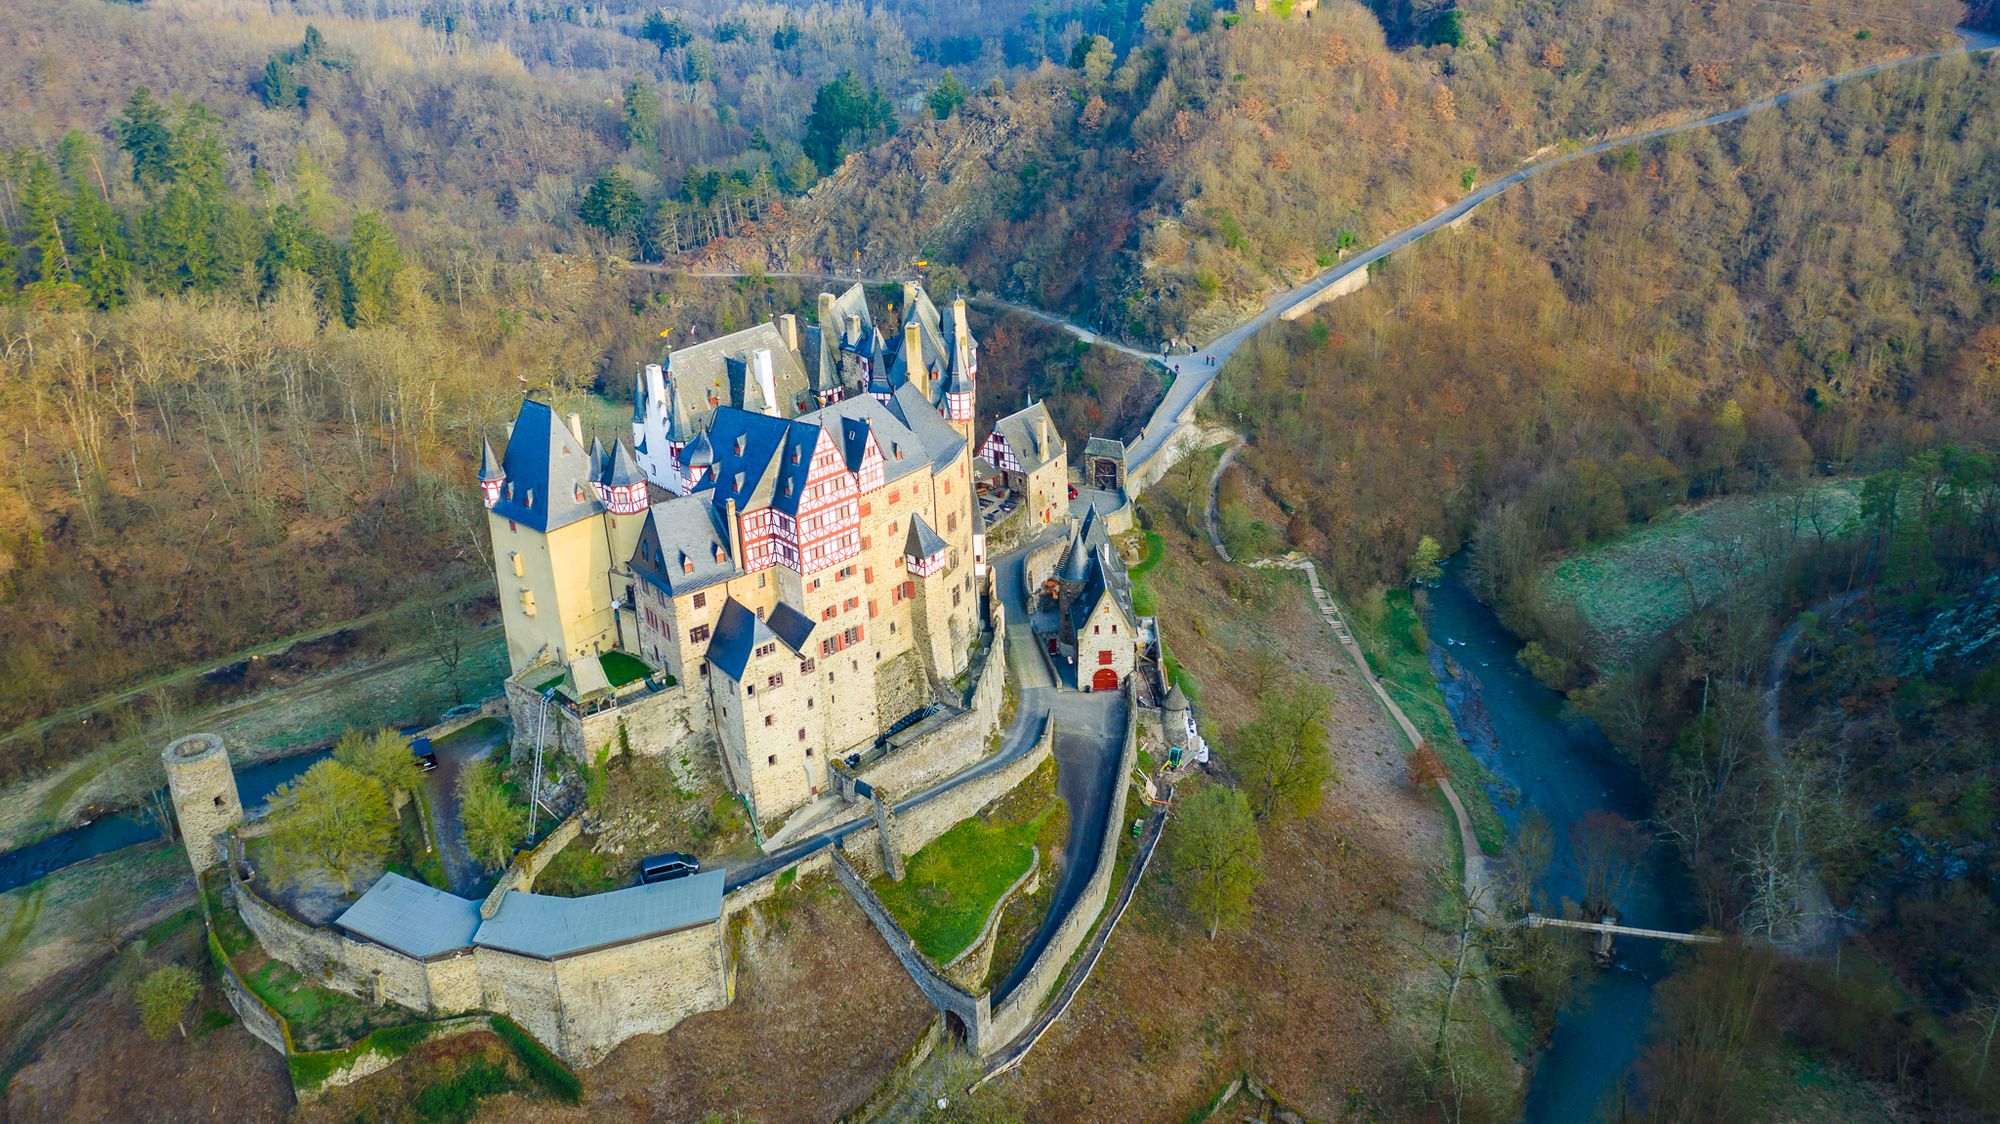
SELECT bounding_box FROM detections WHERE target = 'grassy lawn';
[876,760,1065,964]
[385,802,450,891]
[1348,586,1505,855]
[598,650,662,688]
[1125,529,1166,617]
[1540,478,1861,668]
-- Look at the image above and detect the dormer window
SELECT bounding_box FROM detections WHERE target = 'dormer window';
[735,435,746,455]
[680,552,694,574]
[790,446,801,464]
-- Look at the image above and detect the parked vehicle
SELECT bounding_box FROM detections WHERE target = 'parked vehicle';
[639,852,700,884]
[409,736,439,772]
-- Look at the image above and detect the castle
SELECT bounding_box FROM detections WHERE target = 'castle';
[482,283,986,824]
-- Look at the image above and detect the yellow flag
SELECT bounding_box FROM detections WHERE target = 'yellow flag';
[659,328,672,339]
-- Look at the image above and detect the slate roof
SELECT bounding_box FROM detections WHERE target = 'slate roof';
[488,399,605,533]
[1069,544,1137,634]
[700,410,820,517]
[810,393,956,483]
[905,513,948,560]
[630,494,739,597]
[661,323,813,433]
[766,602,816,654]
[473,870,726,960]
[991,401,1062,476]
[1083,436,1126,460]
[334,873,482,960]
[883,382,969,474]
[708,598,785,680]
[602,440,644,488]
[479,439,502,482]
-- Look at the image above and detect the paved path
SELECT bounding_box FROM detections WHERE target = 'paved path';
[427,720,508,895]
[1205,436,1243,562]
[993,690,1127,1003]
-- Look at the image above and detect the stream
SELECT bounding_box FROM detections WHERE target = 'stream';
[0,748,332,896]
[1420,557,1700,1121]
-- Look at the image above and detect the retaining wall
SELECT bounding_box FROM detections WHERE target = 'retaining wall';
[987,693,1138,1046]
[857,630,1008,801]
[481,812,584,917]
[832,849,992,1048]
[504,675,718,791]
[844,716,1056,882]
[1276,261,1372,323]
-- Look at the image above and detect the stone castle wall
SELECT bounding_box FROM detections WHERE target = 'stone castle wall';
[841,715,1054,881]
[228,840,728,1068]
[856,627,1008,802]
[504,675,719,792]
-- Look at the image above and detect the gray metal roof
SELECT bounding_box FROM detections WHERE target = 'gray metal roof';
[662,323,813,431]
[474,869,725,960]
[1083,436,1126,459]
[334,873,482,960]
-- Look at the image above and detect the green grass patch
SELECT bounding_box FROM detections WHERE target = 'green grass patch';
[490,1015,581,1103]
[140,904,200,948]
[289,1021,436,1089]
[535,842,623,897]
[877,816,1041,962]
[597,650,660,688]
[1540,479,1862,668]
[532,674,566,695]
[413,1059,516,1122]
[1128,530,1166,617]
[1348,588,1505,855]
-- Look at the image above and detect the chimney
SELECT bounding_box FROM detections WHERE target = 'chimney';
[752,349,779,417]
[776,313,799,353]
[1036,413,1050,457]
[726,497,743,567]
[817,291,836,335]
[904,321,925,392]
[567,412,584,445]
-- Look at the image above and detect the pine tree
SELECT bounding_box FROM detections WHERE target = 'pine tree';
[342,212,402,325]
[19,157,73,288]
[622,80,662,150]
[115,87,175,189]
[65,186,129,309]
[578,169,643,238]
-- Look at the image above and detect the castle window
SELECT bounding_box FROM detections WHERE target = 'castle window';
[844,597,859,612]
[213,795,225,807]
[807,697,814,708]
[889,521,898,536]
[510,552,524,577]
[693,592,706,609]
[798,730,807,741]
[767,674,783,688]
[764,715,773,727]
[869,601,878,618]
[802,659,815,674]
[690,625,710,644]
[520,590,536,616]
[951,587,961,607]
[948,513,957,533]
[755,643,776,658]
[805,746,813,755]
[1093,625,1100,635]
[1111,624,1118,634]
[821,606,837,622]
[768,755,776,766]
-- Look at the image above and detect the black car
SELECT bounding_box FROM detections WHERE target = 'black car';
[409,736,439,772]
[639,852,700,884]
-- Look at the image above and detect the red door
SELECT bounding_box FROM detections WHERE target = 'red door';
[1092,668,1119,691]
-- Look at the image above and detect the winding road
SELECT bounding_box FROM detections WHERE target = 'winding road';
[654,28,1999,479]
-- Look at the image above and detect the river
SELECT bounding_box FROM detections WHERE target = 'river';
[0,748,331,895]
[1420,557,1699,1121]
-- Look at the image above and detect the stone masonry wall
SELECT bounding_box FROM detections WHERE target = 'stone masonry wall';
[505,675,717,792]
[856,630,1008,801]
[229,872,438,1012]
[845,715,1055,882]
[832,849,992,1048]
[988,694,1137,1046]
[545,921,730,1065]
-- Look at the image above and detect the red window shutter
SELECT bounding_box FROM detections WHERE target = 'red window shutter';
[869,600,878,618]
[1099,651,1114,665]
[864,566,873,583]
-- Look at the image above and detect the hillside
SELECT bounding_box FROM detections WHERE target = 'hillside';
[688,0,1962,340]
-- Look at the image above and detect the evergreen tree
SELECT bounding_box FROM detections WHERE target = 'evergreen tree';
[639,12,691,60]
[263,55,305,110]
[19,157,73,289]
[65,187,129,309]
[622,80,662,150]
[167,102,229,202]
[579,169,644,237]
[927,72,968,120]
[343,211,402,325]
[55,130,99,193]
[802,72,895,175]
[146,184,219,290]
[115,87,175,189]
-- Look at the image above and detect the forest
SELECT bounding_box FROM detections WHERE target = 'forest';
[692,0,1962,339]
[1207,49,2000,1118]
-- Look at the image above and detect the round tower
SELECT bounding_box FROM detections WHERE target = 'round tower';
[162,733,243,874]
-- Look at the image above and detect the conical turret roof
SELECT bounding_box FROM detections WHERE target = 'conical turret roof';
[682,428,716,468]
[605,440,645,488]
[479,438,504,482]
